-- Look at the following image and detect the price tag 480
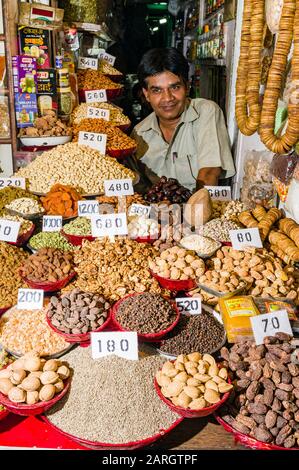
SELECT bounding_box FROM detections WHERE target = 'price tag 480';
[91,332,138,360]
[17,288,44,310]
[104,179,134,197]
[175,297,201,315]
[250,310,293,345]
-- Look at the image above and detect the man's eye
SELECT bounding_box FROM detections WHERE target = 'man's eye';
[152,89,161,94]
[171,85,180,90]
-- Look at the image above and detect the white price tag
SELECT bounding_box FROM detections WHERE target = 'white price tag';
[0,178,26,189]
[98,50,116,66]
[128,203,151,217]
[0,218,20,243]
[17,288,44,310]
[91,213,128,237]
[175,297,202,315]
[78,131,107,154]
[42,215,63,232]
[91,331,138,360]
[78,200,99,217]
[229,228,263,250]
[250,310,293,346]
[205,186,232,201]
[78,56,98,70]
[85,89,107,103]
[104,179,134,197]
[87,107,110,121]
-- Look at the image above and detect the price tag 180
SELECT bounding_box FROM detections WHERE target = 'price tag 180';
[91,213,128,237]
[0,218,20,243]
[42,215,63,232]
[87,107,110,121]
[91,331,138,360]
[78,200,99,217]
[98,51,116,66]
[104,179,134,197]
[229,228,263,251]
[175,297,202,315]
[78,56,98,70]
[205,186,232,201]
[85,89,107,103]
[78,131,107,154]
[128,203,151,218]
[17,288,44,310]
[0,178,26,189]
[250,310,293,346]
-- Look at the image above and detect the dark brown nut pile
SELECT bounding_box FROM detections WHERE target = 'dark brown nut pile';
[159,311,226,356]
[144,177,192,204]
[115,293,177,334]
[48,289,110,335]
[20,248,74,282]
[77,70,123,91]
[219,333,299,448]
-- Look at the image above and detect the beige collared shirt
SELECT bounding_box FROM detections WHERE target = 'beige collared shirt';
[130,98,235,192]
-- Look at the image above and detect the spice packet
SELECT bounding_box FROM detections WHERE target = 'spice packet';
[218,295,260,343]
[254,297,299,333]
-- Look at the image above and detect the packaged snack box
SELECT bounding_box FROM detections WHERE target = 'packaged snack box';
[19,26,50,69]
[37,68,57,115]
[14,92,38,128]
[12,55,37,94]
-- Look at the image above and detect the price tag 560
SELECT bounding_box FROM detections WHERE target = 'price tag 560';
[91,213,128,237]
[0,178,26,189]
[42,216,62,232]
[104,179,134,197]
[87,107,110,121]
[175,297,201,315]
[250,310,293,345]
[0,219,20,243]
[128,204,151,217]
[91,332,138,360]
[17,288,44,310]
[78,131,107,154]
[205,186,231,201]
[229,228,263,251]
[78,200,99,217]
[78,56,98,70]
[85,89,107,103]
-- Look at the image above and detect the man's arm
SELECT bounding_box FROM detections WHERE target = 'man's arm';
[196,167,221,189]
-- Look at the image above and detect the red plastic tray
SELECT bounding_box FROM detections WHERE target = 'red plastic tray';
[150,270,197,292]
[9,224,35,247]
[0,408,9,421]
[61,229,95,247]
[107,145,137,159]
[133,235,158,244]
[110,293,180,342]
[79,87,123,103]
[21,271,76,292]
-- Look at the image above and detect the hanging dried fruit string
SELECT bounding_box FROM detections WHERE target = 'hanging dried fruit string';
[235,0,265,136]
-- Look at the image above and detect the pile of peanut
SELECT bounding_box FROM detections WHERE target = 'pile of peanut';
[20,248,74,282]
[77,70,123,91]
[149,246,205,281]
[71,102,130,127]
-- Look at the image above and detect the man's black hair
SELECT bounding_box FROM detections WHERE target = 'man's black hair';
[138,47,189,89]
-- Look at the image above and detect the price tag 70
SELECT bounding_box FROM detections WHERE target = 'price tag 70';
[91,213,128,237]
[85,89,107,103]
[0,178,26,189]
[78,131,107,154]
[104,179,134,197]
[91,331,138,360]
[250,310,293,345]
[205,186,231,201]
[175,297,201,315]
[78,200,99,217]
[229,228,263,250]
[98,51,116,66]
[17,288,44,310]
[128,204,151,217]
[78,56,98,70]
[0,219,20,242]
[87,107,110,121]
[42,216,62,232]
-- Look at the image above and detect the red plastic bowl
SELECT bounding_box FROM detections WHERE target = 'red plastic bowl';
[40,414,183,450]
[0,408,9,421]
[117,123,131,132]
[103,73,123,83]
[79,87,123,103]
[110,293,180,342]
[133,235,158,244]
[0,306,11,318]
[61,229,95,247]
[107,146,137,159]
[150,270,197,292]
[9,224,35,247]
[21,271,76,292]
[221,241,232,247]
[0,379,70,416]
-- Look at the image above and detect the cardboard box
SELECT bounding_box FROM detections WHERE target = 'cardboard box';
[18,26,51,69]
[37,68,57,115]
[12,56,37,94]
[14,92,38,128]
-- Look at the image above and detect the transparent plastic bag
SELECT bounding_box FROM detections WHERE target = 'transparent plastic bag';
[270,150,299,184]
[285,178,299,223]
[265,0,283,34]
[241,150,274,208]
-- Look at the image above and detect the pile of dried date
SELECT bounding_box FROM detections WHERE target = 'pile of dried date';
[219,333,299,448]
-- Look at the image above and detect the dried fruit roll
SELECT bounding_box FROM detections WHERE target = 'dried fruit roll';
[257,207,282,240]
[279,217,299,247]
[270,243,293,265]
[238,210,259,228]
[269,230,299,261]
[252,205,267,222]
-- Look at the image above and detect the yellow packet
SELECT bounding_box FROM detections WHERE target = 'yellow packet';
[219,296,260,343]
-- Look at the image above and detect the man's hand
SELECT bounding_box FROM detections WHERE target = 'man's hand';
[196,167,221,189]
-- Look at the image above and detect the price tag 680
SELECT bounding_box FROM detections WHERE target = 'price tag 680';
[0,218,20,242]
[42,216,62,232]
[78,200,99,217]
[0,178,26,189]
[175,297,202,315]
[17,288,44,310]
[91,213,128,237]
[78,56,98,70]
[78,131,107,154]
[87,107,110,121]
[128,204,151,217]
[229,228,263,251]
[104,179,134,196]
[85,89,107,103]
[91,331,138,360]
[205,186,231,201]
[250,310,293,345]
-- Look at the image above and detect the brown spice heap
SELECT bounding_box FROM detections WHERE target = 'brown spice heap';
[77,69,123,90]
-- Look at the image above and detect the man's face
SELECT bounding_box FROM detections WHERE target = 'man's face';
[142,71,187,121]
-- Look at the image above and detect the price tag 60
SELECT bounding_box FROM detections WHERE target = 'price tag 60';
[0,178,26,189]
[78,131,107,154]
[91,331,138,360]
[98,51,116,66]
[91,213,128,237]
[78,56,98,70]
[128,204,151,217]
[205,186,231,201]
[78,200,99,217]
[175,297,202,315]
[104,179,134,196]
[17,288,44,310]
[87,107,110,121]
[250,310,293,345]
[0,218,20,242]
[42,216,62,232]
[85,89,107,103]
[229,228,263,251]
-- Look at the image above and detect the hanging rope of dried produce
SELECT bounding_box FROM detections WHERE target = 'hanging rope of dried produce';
[260,0,299,153]
[235,0,265,136]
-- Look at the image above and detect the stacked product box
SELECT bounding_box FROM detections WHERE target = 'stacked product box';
[37,69,58,115]
[13,56,38,128]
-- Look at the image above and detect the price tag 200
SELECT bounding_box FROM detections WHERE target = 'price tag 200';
[87,107,110,121]
[42,216,63,232]
[91,331,138,360]
[91,213,128,237]
[98,51,116,66]
[0,178,26,189]
[229,228,263,251]
[104,179,134,196]
[85,89,107,103]
[175,297,202,315]
[0,219,20,242]
[78,56,98,70]
[250,310,293,346]
[128,204,151,217]
[17,288,44,310]
[78,131,107,154]
[205,186,231,201]
[78,200,99,217]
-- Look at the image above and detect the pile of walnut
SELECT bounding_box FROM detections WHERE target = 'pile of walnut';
[220,333,299,448]
[0,351,70,404]
[19,110,72,137]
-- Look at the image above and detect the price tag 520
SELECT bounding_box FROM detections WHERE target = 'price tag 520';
[87,107,110,121]
[78,56,98,70]
[17,288,44,310]
[91,332,138,360]
[85,89,107,103]
[104,179,134,197]
[0,178,26,189]
[91,213,128,237]
[250,310,293,345]
[229,228,263,251]
[205,186,231,201]
[42,216,62,232]
[78,131,107,154]
[175,297,202,315]
[0,218,20,243]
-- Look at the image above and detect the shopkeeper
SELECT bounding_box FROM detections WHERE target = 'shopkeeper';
[127,47,235,194]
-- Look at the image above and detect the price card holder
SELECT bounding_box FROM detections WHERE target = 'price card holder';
[91,331,138,360]
[98,51,116,66]
[205,186,232,201]
[78,131,107,154]
[87,107,110,121]
[250,310,293,345]
[91,213,128,238]
[85,89,107,103]
[0,178,26,189]
[128,204,151,218]
[229,228,263,251]
[175,297,202,315]
[78,200,99,217]
[104,179,134,197]
[17,288,44,310]
[78,56,98,70]
[42,215,63,232]
[0,218,21,243]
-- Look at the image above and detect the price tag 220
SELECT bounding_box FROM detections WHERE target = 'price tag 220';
[78,200,99,217]
[91,213,128,237]
[229,228,263,251]
[175,297,202,315]
[128,204,151,217]
[78,56,98,70]
[78,131,107,154]
[87,107,110,121]
[0,218,20,242]
[104,179,134,196]
[85,89,107,103]
[42,216,62,232]
[0,178,26,189]
[250,310,293,345]
[91,331,138,360]
[17,288,44,310]
[205,186,231,201]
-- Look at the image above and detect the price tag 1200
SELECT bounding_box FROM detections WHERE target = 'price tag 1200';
[42,216,62,232]
[250,310,293,346]
[87,107,110,121]
[128,204,151,217]
[0,178,26,189]
[78,56,98,70]
[205,186,232,201]
[78,131,107,154]
[78,200,99,217]
[104,179,134,196]
[0,219,20,243]
[85,89,107,103]
[175,297,202,315]
[229,228,263,251]
[91,213,128,237]
[17,288,44,310]
[91,331,138,360]
[98,51,116,66]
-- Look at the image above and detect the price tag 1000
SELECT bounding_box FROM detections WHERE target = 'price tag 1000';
[98,51,116,66]
[128,203,151,218]
[229,228,263,251]
[91,213,128,237]
[104,179,134,197]
[78,131,107,154]
[250,310,293,346]
[78,200,99,217]
[17,288,44,310]
[175,297,202,315]
[205,186,232,201]
[78,56,98,70]
[0,219,20,243]
[42,216,63,232]
[85,89,107,103]
[87,107,110,121]
[0,178,26,189]
[91,331,138,360]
